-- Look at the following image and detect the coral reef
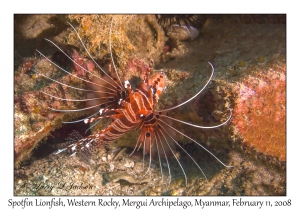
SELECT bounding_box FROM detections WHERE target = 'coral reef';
[231,58,286,161]
[66,15,166,71]
[14,51,94,165]
[14,14,167,165]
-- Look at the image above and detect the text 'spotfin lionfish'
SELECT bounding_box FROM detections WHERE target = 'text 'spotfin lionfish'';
[35,17,232,186]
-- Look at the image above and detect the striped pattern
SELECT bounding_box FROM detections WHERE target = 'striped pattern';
[63,72,167,155]
[39,20,231,186]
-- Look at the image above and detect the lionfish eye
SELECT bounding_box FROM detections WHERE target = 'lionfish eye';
[152,87,157,94]
[155,114,160,118]
[145,132,151,137]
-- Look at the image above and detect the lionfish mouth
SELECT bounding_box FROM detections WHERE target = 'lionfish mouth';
[34,16,232,187]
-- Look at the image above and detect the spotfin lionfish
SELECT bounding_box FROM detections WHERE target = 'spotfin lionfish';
[34,17,232,186]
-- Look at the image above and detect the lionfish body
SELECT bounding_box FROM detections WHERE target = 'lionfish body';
[36,18,232,186]
[62,69,168,156]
